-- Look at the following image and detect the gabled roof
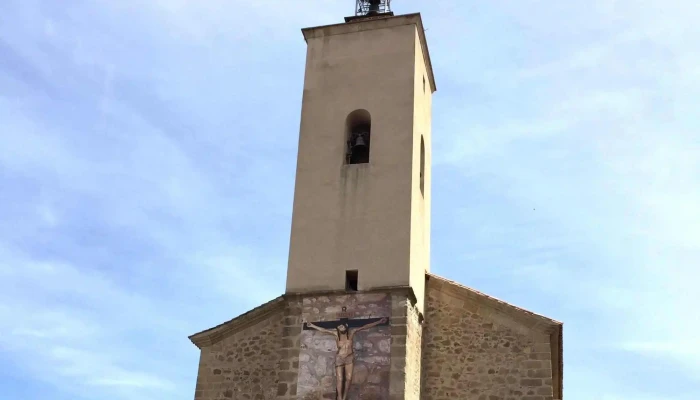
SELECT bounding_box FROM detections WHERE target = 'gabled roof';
[427,273,563,400]
[188,295,285,349]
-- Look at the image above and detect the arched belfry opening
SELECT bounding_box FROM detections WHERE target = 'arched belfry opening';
[346,109,371,164]
[420,135,426,195]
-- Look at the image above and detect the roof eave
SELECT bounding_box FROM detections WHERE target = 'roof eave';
[188,295,286,349]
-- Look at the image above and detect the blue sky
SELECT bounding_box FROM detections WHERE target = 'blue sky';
[1,0,699,399]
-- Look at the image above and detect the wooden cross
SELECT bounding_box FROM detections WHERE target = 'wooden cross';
[302,306,389,330]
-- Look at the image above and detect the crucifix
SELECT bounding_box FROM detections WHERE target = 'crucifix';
[302,307,389,400]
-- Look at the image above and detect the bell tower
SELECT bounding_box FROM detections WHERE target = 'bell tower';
[285,6,436,312]
[189,6,563,400]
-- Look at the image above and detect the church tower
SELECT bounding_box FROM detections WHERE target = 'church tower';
[188,3,563,400]
[285,2,434,315]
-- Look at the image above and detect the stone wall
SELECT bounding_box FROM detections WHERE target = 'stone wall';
[275,298,303,399]
[191,291,417,400]
[191,283,558,400]
[406,297,423,400]
[297,293,392,400]
[422,286,556,400]
[194,312,284,400]
[388,292,423,400]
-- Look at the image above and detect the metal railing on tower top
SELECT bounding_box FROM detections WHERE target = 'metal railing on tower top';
[355,0,392,16]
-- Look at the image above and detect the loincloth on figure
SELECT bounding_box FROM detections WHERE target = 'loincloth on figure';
[335,352,355,366]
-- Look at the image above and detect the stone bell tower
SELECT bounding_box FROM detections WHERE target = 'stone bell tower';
[285,4,435,316]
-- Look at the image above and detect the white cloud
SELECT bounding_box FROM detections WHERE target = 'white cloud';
[434,1,700,397]
[0,3,289,398]
[2,0,700,399]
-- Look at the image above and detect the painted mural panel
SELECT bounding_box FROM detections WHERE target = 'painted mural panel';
[298,293,391,400]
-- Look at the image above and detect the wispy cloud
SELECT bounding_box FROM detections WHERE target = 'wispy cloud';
[0,1,299,398]
[1,0,699,399]
[430,1,700,398]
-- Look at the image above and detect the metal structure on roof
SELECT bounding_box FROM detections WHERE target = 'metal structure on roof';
[355,0,392,16]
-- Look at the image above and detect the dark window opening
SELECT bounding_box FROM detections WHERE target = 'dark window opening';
[423,76,426,93]
[345,270,358,291]
[348,124,370,164]
[420,135,426,196]
[346,110,371,164]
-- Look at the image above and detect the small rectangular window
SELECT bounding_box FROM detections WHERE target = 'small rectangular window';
[345,270,358,291]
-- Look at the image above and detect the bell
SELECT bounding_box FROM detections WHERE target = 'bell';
[349,133,369,164]
[353,135,367,149]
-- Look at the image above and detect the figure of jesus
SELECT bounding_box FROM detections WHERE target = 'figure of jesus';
[303,316,388,400]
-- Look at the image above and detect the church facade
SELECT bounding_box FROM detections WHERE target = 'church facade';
[189,10,562,400]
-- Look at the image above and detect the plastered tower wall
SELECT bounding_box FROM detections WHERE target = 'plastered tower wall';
[286,15,435,313]
[409,23,433,314]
